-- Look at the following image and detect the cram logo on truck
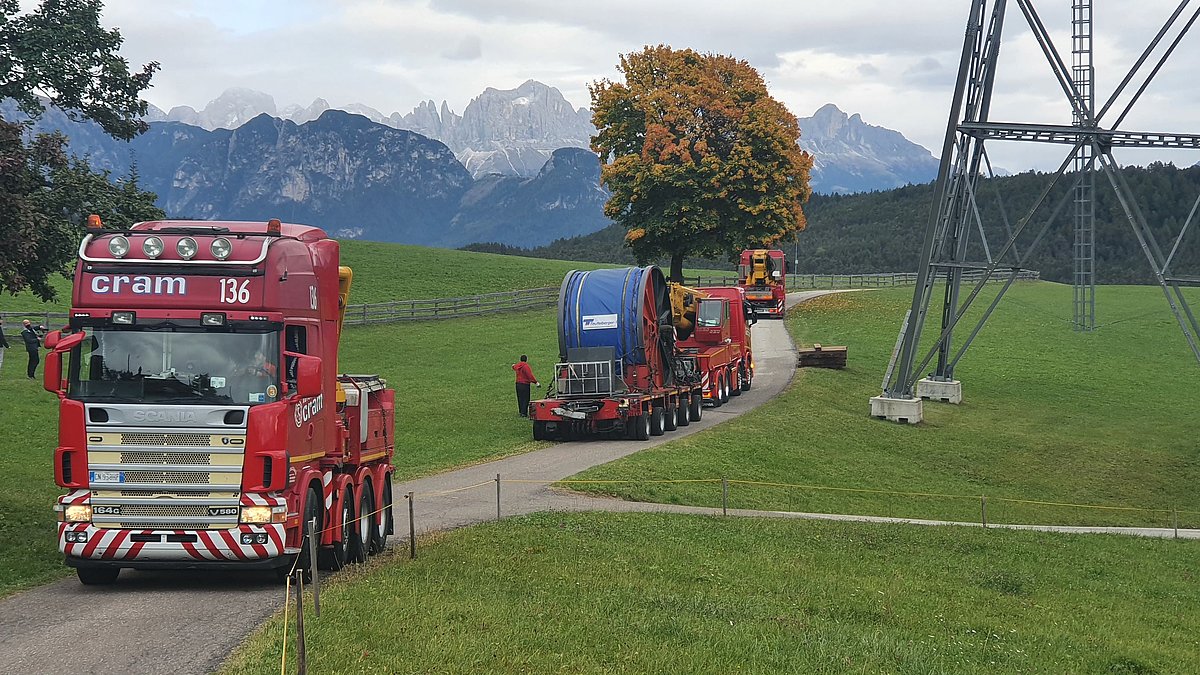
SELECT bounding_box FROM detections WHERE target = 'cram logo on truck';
[90,275,187,296]
[294,394,324,427]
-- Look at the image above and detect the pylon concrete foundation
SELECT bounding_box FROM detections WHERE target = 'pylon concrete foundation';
[869,396,923,424]
[917,378,963,404]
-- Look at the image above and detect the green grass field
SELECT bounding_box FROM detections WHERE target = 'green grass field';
[567,283,1200,528]
[221,512,1200,675]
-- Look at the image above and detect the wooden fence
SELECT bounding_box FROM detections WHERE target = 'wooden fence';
[0,270,1041,332]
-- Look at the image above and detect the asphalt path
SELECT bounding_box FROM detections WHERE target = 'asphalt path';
[0,291,820,675]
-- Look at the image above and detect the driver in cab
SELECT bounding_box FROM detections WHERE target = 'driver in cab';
[241,349,277,378]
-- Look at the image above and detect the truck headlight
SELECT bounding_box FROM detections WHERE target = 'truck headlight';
[241,505,286,524]
[142,236,164,259]
[63,505,92,522]
[108,235,130,258]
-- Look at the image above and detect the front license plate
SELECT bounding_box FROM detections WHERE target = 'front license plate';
[90,470,124,483]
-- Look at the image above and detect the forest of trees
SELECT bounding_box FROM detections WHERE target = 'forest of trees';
[465,162,1200,284]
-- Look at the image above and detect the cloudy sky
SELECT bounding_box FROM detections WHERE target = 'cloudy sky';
[99,0,1200,170]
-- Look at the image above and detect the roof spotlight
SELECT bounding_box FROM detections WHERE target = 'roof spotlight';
[176,237,198,260]
[142,236,164,259]
[211,237,232,260]
[108,236,130,258]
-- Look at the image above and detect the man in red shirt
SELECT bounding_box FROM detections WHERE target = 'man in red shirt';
[512,354,540,417]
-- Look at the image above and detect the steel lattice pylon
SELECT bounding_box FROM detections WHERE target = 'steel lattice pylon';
[879,0,1200,406]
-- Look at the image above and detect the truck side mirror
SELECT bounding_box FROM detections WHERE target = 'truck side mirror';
[43,330,86,395]
[295,355,323,398]
[745,308,758,326]
[43,329,61,350]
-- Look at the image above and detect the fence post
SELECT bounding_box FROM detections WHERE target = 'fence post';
[496,473,502,521]
[294,572,307,675]
[1173,507,1179,539]
[407,492,416,559]
[981,495,988,528]
[721,476,728,517]
[307,518,320,617]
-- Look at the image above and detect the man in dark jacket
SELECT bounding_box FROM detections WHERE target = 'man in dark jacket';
[21,319,43,379]
[512,354,540,417]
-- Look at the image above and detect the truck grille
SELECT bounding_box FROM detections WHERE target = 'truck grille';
[121,432,212,447]
[121,451,212,465]
[87,425,246,530]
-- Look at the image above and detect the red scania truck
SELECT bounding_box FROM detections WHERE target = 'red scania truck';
[44,216,395,584]
[738,249,787,318]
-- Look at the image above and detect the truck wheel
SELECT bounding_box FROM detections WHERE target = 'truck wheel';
[663,399,678,432]
[371,482,389,554]
[741,366,753,391]
[319,487,354,571]
[712,373,724,407]
[629,414,650,441]
[732,366,745,396]
[76,566,119,585]
[689,393,703,422]
[676,395,691,427]
[354,484,375,562]
[720,371,731,404]
[649,406,665,436]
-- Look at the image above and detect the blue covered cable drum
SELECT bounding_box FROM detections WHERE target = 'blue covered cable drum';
[558,266,675,387]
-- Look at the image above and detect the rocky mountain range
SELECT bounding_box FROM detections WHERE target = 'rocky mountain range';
[146,81,595,179]
[798,104,939,193]
[141,83,938,191]
[3,81,939,249]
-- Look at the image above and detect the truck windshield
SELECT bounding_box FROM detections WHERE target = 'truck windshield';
[697,300,724,327]
[69,329,281,406]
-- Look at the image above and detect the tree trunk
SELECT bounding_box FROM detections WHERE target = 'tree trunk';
[669,253,684,283]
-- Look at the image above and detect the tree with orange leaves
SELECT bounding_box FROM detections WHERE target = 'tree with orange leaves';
[590,45,812,281]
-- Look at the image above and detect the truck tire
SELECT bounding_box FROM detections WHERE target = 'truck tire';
[629,414,650,441]
[732,365,745,396]
[355,483,375,562]
[689,392,703,422]
[376,476,393,551]
[741,365,753,391]
[720,371,731,404]
[76,566,119,585]
[319,487,354,571]
[371,483,389,554]
[711,373,724,407]
[663,398,678,431]
[649,405,665,436]
[676,395,691,427]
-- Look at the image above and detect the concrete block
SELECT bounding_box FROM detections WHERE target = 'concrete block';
[869,395,923,424]
[917,378,962,404]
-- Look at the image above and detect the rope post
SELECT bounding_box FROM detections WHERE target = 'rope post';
[981,495,988,528]
[406,492,416,560]
[1173,507,1179,539]
[721,476,728,517]
[294,572,307,675]
[307,518,320,617]
[496,473,502,521]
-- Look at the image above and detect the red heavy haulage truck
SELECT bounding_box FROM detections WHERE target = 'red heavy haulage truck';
[45,216,395,584]
[530,267,755,441]
[738,249,788,318]
[676,285,755,407]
